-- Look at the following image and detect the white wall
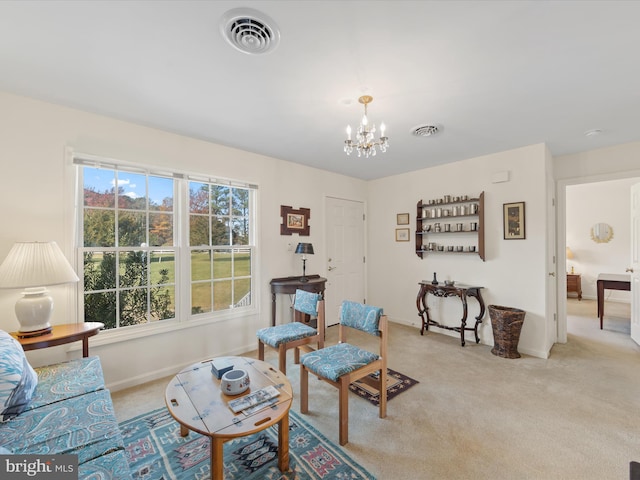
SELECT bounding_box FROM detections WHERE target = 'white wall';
[566,178,638,301]
[0,91,367,390]
[367,144,551,358]
[5,91,640,384]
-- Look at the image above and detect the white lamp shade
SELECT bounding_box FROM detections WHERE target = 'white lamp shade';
[0,241,79,289]
[0,242,79,333]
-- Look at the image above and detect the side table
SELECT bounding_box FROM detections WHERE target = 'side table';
[416,281,485,346]
[270,274,326,326]
[11,322,104,357]
[566,273,582,300]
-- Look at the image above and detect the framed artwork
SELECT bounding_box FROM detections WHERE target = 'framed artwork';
[395,228,410,242]
[397,213,410,225]
[503,201,525,239]
[280,205,310,236]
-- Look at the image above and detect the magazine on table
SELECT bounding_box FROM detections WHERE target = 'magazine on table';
[228,385,280,414]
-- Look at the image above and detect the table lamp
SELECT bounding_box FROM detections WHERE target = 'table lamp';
[295,242,314,283]
[566,246,575,274]
[0,241,79,337]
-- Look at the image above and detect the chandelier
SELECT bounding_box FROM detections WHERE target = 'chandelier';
[344,95,389,158]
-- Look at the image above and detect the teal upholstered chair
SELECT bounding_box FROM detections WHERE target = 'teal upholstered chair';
[257,289,325,375]
[300,300,387,445]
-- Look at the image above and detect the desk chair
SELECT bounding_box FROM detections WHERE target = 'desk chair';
[257,289,325,375]
[300,300,387,445]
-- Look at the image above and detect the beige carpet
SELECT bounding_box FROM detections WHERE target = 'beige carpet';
[112,298,640,479]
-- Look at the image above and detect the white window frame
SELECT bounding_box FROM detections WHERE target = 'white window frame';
[72,153,258,341]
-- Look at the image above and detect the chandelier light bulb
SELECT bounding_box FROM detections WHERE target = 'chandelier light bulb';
[346,125,352,140]
[380,123,386,136]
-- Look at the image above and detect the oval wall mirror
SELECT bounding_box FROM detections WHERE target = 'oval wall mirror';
[590,223,614,243]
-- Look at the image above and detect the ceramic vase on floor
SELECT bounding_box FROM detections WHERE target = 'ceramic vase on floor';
[489,304,526,359]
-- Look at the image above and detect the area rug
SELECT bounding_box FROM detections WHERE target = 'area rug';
[119,407,376,480]
[349,368,419,406]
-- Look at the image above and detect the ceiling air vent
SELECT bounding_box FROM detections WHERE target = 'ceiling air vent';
[220,8,280,55]
[411,125,440,137]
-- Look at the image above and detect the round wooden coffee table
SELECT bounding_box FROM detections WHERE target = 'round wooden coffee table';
[165,356,292,480]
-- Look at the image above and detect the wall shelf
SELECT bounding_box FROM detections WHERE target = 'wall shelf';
[415,192,485,261]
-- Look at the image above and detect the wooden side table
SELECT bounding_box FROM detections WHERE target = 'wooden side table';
[10,322,104,357]
[270,274,326,326]
[566,273,582,300]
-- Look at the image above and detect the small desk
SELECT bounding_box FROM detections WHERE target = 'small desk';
[597,273,631,329]
[416,282,485,346]
[165,356,292,480]
[11,322,104,357]
[270,275,326,326]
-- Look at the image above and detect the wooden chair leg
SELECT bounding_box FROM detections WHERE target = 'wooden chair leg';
[300,366,309,413]
[338,377,350,445]
[294,346,300,365]
[379,367,387,418]
[258,340,265,361]
[278,344,287,375]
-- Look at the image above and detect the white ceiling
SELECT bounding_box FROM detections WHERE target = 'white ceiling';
[1,1,639,180]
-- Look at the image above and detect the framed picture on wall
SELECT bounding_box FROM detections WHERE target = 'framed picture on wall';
[280,205,311,236]
[503,201,525,239]
[395,228,410,242]
[397,213,410,225]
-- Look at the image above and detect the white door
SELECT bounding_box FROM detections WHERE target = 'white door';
[325,197,365,326]
[630,183,640,346]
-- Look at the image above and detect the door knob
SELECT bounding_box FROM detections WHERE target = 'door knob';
[548,272,555,277]
[328,266,336,271]
[626,267,634,273]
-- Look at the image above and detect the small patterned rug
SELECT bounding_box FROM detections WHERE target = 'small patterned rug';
[349,368,419,406]
[120,407,375,480]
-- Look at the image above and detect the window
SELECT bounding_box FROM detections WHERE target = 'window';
[189,182,251,314]
[76,158,255,330]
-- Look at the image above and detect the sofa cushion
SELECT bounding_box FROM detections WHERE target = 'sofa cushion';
[28,356,105,410]
[0,330,38,422]
[0,389,124,465]
[78,449,132,480]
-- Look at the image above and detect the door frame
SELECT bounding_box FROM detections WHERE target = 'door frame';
[556,169,640,343]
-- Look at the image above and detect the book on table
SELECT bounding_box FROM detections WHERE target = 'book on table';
[228,385,280,414]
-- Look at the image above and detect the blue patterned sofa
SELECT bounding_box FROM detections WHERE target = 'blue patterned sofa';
[0,330,131,479]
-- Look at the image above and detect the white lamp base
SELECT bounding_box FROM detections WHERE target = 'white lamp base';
[15,287,53,334]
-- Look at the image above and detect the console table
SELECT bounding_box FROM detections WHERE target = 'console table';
[597,273,631,329]
[270,275,327,326]
[416,281,485,346]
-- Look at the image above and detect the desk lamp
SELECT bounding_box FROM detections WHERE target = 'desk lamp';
[0,241,79,337]
[295,243,314,283]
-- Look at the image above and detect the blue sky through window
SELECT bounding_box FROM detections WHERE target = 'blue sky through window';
[84,167,173,206]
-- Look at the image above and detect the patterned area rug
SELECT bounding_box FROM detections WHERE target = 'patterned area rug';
[120,407,375,480]
[349,368,419,406]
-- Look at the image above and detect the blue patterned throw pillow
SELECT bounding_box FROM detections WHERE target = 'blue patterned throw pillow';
[0,330,38,422]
